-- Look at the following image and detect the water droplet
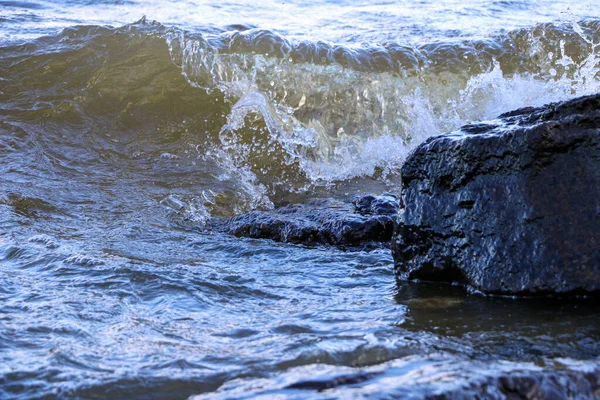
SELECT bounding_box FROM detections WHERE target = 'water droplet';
[298,94,306,108]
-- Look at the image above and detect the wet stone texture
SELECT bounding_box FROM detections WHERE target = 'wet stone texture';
[425,366,600,400]
[218,193,399,248]
[393,94,600,296]
[282,364,600,399]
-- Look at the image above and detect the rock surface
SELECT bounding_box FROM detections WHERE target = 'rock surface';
[393,94,600,295]
[220,193,399,247]
[428,365,600,400]
[283,362,600,399]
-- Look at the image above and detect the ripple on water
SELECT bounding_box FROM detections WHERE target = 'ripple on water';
[1,2,600,398]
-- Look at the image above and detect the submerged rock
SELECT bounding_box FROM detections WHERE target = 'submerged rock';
[429,365,600,400]
[280,357,600,399]
[220,193,399,247]
[393,94,600,295]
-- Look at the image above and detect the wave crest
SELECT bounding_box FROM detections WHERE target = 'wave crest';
[1,18,600,212]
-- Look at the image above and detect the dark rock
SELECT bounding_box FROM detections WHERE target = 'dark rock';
[352,193,401,215]
[220,193,399,247]
[393,94,600,295]
[282,358,600,399]
[436,369,600,400]
[285,371,383,391]
[427,365,600,400]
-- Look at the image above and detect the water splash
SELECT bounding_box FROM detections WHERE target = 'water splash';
[165,19,600,198]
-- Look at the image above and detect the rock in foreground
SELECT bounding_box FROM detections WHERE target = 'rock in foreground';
[222,193,399,247]
[393,94,600,295]
[283,361,600,399]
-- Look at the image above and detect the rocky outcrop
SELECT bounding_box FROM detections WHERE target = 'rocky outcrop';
[393,94,600,295]
[283,362,600,399]
[220,193,399,247]
[443,367,600,400]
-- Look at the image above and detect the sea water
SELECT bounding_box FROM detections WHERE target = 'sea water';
[1,1,600,398]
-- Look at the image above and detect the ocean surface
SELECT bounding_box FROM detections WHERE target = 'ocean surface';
[1,1,600,398]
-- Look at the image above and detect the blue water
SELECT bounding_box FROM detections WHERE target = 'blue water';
[1,1,600,398]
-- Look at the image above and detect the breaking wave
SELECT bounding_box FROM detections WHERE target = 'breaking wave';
[2,17,599,214]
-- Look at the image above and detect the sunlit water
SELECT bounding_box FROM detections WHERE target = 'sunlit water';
[1,1,600,398]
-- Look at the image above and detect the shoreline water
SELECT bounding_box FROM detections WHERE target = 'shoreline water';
[1,1,600,398]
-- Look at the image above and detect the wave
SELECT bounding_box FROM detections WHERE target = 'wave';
[1,18,599,214]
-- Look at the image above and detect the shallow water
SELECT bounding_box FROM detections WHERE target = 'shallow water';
[1,1,600,398]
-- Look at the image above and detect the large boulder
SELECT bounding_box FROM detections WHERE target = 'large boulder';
[393,94,600,295]
[221,193,399,247]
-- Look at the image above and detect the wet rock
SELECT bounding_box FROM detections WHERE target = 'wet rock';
[221,193,399,247]
[393,94,600,295]
[428,366,600,400]
[281,357,600,399]
[286,371,383,391]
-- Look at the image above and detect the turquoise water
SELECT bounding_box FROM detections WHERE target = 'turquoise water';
[1,1,600,398]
